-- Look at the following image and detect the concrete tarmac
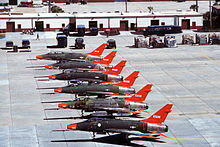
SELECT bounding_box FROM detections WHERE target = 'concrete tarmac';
[0,31,220,147]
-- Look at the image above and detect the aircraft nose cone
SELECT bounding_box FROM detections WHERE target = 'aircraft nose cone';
[58,103,67,109]
[45,64,53,69]
[49,75,56,80]
[54,88,62,93]
[36,55,42,59]
[67,124,77,130]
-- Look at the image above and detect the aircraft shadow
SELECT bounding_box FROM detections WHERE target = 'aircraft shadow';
[51,134,165,146]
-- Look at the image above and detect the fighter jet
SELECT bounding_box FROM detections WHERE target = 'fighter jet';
[57,84,152,116]
[66,104,173,140]
[43,60,127,84]
[53,71,139,97]
[44,51,117,71]
[36,43,107,62]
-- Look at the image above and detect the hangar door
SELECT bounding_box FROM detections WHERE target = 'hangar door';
[120,20,128,31]
[89,21,97,28]
[35,21,44,31]
[69,18,76,32]
[151,20,159,26]
[182,19,190,29]
[9,0,17,5]
[6,22,15,32]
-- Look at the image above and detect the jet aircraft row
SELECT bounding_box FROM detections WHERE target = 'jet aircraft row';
[33,43,173,142]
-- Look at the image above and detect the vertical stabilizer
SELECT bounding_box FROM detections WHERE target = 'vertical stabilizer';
[113,71,139,88]
[86,43,107,56]
[140,104,173,125]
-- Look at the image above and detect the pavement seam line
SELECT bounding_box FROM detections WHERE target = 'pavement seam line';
[199,52,220,66]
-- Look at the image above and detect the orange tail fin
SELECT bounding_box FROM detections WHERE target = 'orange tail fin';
[86,43,107,57]
[140,104,173,125]
[95,51,117,65]
[103,60,127,76]
[113,71,139,88]
[124,84,152,103]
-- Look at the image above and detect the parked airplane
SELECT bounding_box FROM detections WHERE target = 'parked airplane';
[67,104,173,140]
[36,43,107,61]
[57,84,152,116]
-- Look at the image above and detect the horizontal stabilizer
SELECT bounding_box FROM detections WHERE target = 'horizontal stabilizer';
[149,131,171,138]
[138,135,160,139]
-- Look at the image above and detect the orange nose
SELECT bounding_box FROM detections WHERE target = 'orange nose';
[49,75,56,80]
[58,103,67,109]
[45,64,53,69]
[54,88,62,93]
[36,55,42,59]
[67,124,77,130]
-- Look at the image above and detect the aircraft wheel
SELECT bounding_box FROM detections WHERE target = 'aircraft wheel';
[121,134,130,142]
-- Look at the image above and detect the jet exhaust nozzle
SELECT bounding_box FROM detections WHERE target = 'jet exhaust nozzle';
[86,55,103,62]
[147,123,168,133]
[119,87,136,95]
[105,65,113,70]
[107,75,123,82]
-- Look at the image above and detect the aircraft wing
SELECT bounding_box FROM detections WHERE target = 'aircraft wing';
[51,59,86,62]
[104,129,170,139]
[100,107,140,114]
[77,68,99,71]
[86,91,114,95]
[85,91,128,97]
[69,59,86,62]
[74,78,103,83]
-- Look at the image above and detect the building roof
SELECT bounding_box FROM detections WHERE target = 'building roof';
[74,10,202,18]
[0,10,202,19]
[0,12,73,19]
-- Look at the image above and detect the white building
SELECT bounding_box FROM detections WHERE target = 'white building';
[0,13,72,32]
[0,0,34,5]
[0,10,203,32]
[75,10,203,31]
